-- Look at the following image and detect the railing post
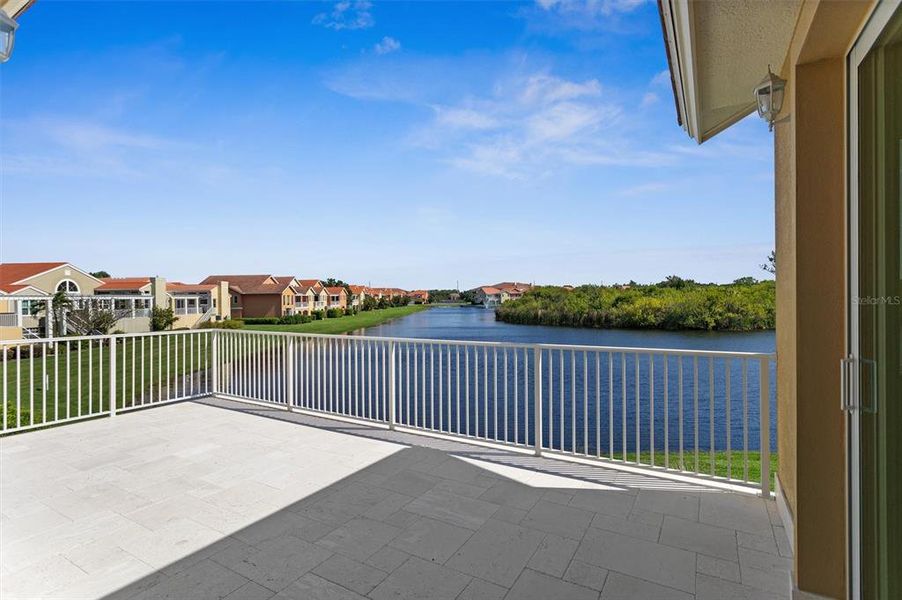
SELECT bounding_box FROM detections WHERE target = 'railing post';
[759,357,771,497]
[211,330,219,394]
[388,341,396,430]
[109,336,117,417]
[534,346,542,456]
[286,336,295,411]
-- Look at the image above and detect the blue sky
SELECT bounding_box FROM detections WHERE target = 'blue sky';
[0,0,774,289]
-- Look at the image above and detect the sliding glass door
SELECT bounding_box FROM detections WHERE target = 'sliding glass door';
[849,3,901,599]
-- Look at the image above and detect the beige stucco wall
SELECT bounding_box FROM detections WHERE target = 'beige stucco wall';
[20,265,100,295]
[775,104,797,519]
[114,317,151,334]
[0,326,22,341]
[774,2,874,597]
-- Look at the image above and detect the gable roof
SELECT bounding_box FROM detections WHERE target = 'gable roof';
[200,274,291,295]
[479,286,502,295]
[295,279,323,288]
[325,287,346,295]
[0,262,67,286]
[347,285,366,294]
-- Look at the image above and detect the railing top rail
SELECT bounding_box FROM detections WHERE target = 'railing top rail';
[220,328,777,359]
[0,327,776,359]
[1,329,211,345]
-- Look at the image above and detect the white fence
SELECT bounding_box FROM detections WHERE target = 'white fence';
[1,329,776,493]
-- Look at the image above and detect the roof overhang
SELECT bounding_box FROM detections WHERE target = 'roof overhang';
[1,0,34,19]
[658,0,802,143]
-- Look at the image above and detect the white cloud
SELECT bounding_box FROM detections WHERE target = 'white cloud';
[534,0,648,18]
[640,92,659,108]
[521,73,602,104]
[313,1,374,31]
[433,106,498,130]
[650,69,671,87]
[373,36,401,55]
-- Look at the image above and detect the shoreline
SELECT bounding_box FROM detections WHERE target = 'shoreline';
[243,305,431,335]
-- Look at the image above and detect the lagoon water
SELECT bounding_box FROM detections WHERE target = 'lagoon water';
[352,306,776,457]
[359,305,775,352]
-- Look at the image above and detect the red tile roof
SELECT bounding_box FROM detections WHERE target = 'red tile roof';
[167,282,216,293]
[295,279,322,288]
[200,275,290,295]
[325,287,346,294]
[0,262,68,287]
[96,277,151,292]
[347,285,366,294]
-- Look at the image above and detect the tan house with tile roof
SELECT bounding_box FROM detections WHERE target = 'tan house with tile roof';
[0,262,161,338]
[200,275,298,318]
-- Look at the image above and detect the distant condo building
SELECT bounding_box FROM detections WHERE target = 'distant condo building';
[472,282,533,307]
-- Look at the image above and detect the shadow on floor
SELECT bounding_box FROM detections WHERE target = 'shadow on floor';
[98,398,791,600]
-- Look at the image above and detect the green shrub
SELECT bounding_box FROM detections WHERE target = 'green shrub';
[241,317,279,325]
[496,280,775,331]
[278,314,311,325]
[312,310,324,320]
[326,308,345,318]
[199,319,245,329]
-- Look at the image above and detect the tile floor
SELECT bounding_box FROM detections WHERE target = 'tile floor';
[0,398,793,599]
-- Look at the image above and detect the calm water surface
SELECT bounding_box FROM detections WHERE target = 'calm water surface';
[358,305,775,352]
[348,306,777,457]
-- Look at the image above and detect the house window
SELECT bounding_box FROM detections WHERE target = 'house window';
[331,295,340,302]
[20,300,37,315]
[56,280,80,294]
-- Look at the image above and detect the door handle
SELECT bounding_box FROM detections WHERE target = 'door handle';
[841,356,857,412]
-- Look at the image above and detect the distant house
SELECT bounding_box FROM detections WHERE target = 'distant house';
[200,274,298,318]
[492,282,533,300]
[97,277,230,328]
[0,262,160,339]
[366,287,408,300]
[325,287,348,311]
[408,290,430,304]
[471,282,533,307]
[347,285,367,308]
[474,286,506,308]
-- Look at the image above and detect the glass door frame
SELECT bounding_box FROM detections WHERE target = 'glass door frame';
[847,2,901,598]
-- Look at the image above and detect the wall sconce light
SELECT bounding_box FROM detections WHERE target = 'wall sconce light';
[0,9,18,63]
[754,66,786,131]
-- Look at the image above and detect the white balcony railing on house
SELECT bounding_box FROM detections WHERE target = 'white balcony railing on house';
[0,330,776,494]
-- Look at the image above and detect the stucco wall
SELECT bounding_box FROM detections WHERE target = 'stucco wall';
[773,2,874,597]
[114,317,151,334]
[0,326,22,341]
[793,57,847,599]
[775,100,797,521]
[21,266,100,295]
[242,294,282,318]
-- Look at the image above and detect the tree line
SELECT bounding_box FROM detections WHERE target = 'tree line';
[495,277,775,331]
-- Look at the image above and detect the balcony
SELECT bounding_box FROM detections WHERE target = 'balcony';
[0,331,790,599]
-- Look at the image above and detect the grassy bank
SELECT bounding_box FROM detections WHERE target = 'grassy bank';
[3,335,210,429]
[244,305,430,335]
[621,450,777,491]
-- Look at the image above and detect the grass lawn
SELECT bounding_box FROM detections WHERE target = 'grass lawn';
[244,305,430,335]
[3,334,211,430]
[621,449,777,491]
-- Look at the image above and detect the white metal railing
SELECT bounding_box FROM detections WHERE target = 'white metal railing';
[1,330,776,494]
[1,331,212,434]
